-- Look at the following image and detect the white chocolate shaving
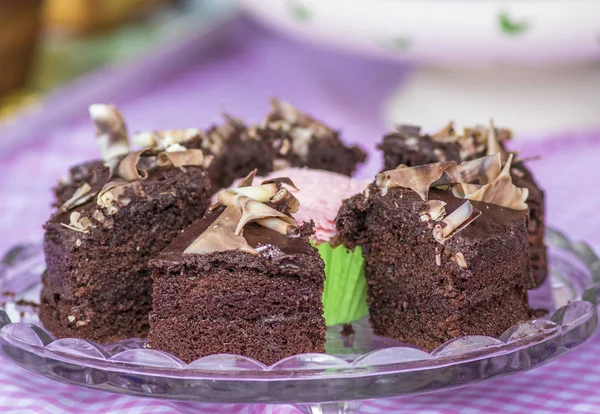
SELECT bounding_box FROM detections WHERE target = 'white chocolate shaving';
[157,149,205,168]
[59,183,93,212]
[89,104,130,161]
[419,200,447,222]
[235,195,297,236]
[184,206,257,255]
[376,162,456,201]
[463,154,529,210]
[433,201,481,243]
[132,129,202,150]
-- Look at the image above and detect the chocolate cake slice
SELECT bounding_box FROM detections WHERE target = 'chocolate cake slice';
[336,154,534,351]
[40,105,212,343]
[250,99,367,175]
[148,173,326,364]
[377,123,547,286]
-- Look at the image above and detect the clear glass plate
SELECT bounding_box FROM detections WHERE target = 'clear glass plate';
[0,228,598,413]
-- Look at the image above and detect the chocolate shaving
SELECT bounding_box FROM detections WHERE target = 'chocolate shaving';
[116,149,150,181]
[132,129,202,150]
[261,177,299,191]
[97,180,145,214]
[457,153,502,185]
[235,195,297,236]
[463,154,529,210]
[61,211,93,233]
[451,183,482,199]
[59,183,93,212]
[486,120,507,161]
[89,104,130,161]
[433,201,482,243]
[376,162,457,201]
[184,206,257,255]
[431,121,457,142]
[235,184,279,202]
[270,188,300,214]
[419,200,447,222]
[157,149,206,168]
[238,169,257,188]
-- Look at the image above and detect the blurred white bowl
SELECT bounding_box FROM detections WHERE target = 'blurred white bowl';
[241,0,600,67]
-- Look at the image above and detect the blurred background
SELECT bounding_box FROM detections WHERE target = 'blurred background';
[0,0,599,251]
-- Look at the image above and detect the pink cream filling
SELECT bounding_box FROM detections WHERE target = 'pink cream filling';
[224,168,370,245]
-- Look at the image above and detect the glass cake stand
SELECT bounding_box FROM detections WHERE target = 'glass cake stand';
[0,228,598,413]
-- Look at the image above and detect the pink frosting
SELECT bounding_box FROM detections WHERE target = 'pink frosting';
[226,168,370,245]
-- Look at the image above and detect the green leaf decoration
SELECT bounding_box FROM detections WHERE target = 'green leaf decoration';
[286,0,311,22]
[499,12,529,36]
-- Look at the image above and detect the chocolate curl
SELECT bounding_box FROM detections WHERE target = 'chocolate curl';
[376,161,457,201]
[61,211,93,233]
[451,183,482,199]
[59,183,93,212]
[419,200,447,222]
[132,129,202,150]
[237,169,257,188]
[261,177,299,191]
[433,201,482,243]
[431,121,457,142]
[487,120,507,161]
[116,149,150,181]
[157,149,205,168]
[235,184,280,202]
[270,188,300,214]
[463,154,529,210]
[235,195,298,236]
[184,206,257,255]
[89,104,130,161]
[97,180,145,214]
[458,153,502,185]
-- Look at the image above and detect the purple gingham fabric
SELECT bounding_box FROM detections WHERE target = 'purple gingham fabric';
[1,20,599,413]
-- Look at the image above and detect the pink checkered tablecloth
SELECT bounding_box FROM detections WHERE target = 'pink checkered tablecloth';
[1,19,599,413]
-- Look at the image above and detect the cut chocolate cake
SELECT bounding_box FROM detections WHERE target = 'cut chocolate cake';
[131,99,367,192]
[336,154,534,351]
[57,100,367,203]
[249,99,367,175]
[148,172,326,364]
[40,104,212,343]
[377,123,547,286]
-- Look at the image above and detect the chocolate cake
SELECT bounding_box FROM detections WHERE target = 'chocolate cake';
[56,100,366,204]
[249,99,367,175]
[377,123,547,286]
[148,172,326,364]
[131,99,367,193]
[336,154,534,351]
[40,104,212,343]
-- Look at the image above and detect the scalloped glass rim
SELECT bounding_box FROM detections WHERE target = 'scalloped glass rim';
[0,228,598,401]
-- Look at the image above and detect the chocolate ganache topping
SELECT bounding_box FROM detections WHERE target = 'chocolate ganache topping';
[376,151,528,244]
[184,170,300,255]
[57,104,209,232]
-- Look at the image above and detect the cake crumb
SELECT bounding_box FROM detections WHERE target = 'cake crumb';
[341,323,355,336]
